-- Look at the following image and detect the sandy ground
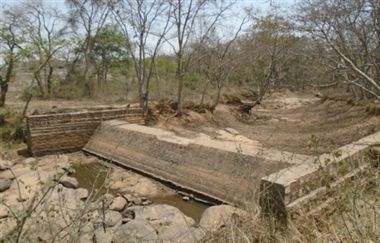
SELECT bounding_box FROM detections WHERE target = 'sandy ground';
[156,91,380,155]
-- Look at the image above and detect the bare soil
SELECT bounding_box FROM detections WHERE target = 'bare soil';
[155,91,380,155]
[5,88,380,156]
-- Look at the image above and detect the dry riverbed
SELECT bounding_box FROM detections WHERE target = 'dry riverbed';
[0,151,245,242]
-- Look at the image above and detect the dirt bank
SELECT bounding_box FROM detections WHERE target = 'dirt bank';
[156,91,380,155]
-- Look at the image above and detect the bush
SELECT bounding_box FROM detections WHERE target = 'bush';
[0,108,25,143]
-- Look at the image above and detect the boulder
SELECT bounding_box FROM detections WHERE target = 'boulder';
[0,205,9,219]
[59,176,79,189]
[132,204,195,226]
[104,210,122,228]
[199,205,246,232]
[0,167,31,179]
[0,159,13,171]
[78,233,94,243]
[0,178,12,192]
[113,219,158,243]
[76,188,89,200]
[159,225,205,243]
[94,228,112,243]
[109,196,127,211]
[24,158,37,165]
[123,193,134,202]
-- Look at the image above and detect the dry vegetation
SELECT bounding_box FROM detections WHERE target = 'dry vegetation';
[1,0,380,242]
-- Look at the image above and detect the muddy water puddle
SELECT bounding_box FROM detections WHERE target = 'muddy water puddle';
[71,162,114,199]
[152,195,209,222]
[71,162,209,221]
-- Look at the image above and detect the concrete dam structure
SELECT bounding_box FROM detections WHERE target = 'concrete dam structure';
[83,120,309,206]
[25,107,380,218]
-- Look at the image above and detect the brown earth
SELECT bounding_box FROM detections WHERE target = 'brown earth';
[4,89,380,156]
[155,91,380,155]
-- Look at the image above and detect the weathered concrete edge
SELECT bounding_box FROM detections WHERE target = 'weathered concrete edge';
[112,122,311,166]
[82,147,229,206]
[259,131,380,218]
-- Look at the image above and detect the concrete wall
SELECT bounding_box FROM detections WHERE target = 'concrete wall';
[26,107,144,155]
[259,131,380,219]
[84,120,294,206]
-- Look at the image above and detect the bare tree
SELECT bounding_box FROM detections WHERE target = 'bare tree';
[167,0,236,114]
[20,0,67,97]
[66,0,110,97]
[197,16,248,111]
[298,0,380,99]
[112,0,172,114]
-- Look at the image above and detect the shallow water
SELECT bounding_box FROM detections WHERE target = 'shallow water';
[71,162,209,221]
[71,162,113,200]
[152,195,209,222]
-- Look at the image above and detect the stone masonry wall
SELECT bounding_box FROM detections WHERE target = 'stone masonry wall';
[259,131,380,219]
[26,107,144,155]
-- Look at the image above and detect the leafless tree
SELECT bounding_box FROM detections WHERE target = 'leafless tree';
[66,0,110,97]
[111,0,172,114]
[197,16,248,111]
[20,0,67,97]
[166,0,236,114]
[298,0,380,99]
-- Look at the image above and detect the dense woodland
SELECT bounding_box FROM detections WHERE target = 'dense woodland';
[0,0,379,112]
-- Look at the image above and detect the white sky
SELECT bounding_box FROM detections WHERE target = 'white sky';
[0,0,297,55]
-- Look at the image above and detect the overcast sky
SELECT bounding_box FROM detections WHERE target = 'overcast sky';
[0,0,298,54]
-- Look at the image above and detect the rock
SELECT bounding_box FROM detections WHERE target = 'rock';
[24,157,37,165]
[132,204,195,226]
[80,223,94,234]
[101,193,114,207]
[104,210,122,227]
[121,218,132,224]
[0,170,16,180]
[59,176,79,189]
[132,197,142,205]
[79,233,94,243]
[76,188,89,200]
[37,233,51,242]
[199,205,246,232]
[0,159,13,170]
[225,127,239,135]
[0,205,9,219]
[62,167,76,175]
[0,178,12,192]
[182,196,190,201]
[123,193,134,202]
[142,200,151,206]
[159,225,205,243]
[121,208,135,219]
[113,219,158,243]
[109,196,127,211]
[94,228,112,243]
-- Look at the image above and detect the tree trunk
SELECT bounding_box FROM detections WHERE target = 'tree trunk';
[176,53,184,114]
[47,64,54,96]
[0,50,15,107]
[211,84,222,111]
[83,47,92,97]
[0,77,8,107]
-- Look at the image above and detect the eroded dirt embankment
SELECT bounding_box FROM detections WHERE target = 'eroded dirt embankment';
[155,92,380,155]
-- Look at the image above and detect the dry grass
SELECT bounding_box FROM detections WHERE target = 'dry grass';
[203,154,380,243]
